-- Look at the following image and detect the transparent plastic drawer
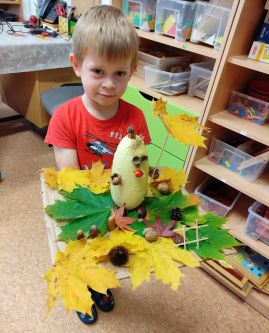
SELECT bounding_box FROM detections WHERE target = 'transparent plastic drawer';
[208,133,268,182]
[155,0,196,41]
[194,177,240,217]
[144,64,190,95]
[228,90,269,125]
[190,1,230,50]
[188,61,214,99]
[245,201,269,246]
[123,0,157,31]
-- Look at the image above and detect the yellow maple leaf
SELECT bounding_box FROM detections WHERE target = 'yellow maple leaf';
[44,242,120,316]
[57,167,91,192]
[128,237,199,290]
[157,167,187,193]
[162,113,208,147]
[152,98,209,148]
[88,230,199,291]
[42,167,58,190]
[42,161,111,194]
[85,161,111,194]
[152,98,167,116]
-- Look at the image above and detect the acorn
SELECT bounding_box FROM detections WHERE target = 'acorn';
[149,167,160,179]
[89,225,99,239]
[157,181,171,195]
[144,228,158,242]
[108,215,116,231]
[137,206,147,219]
[172,233,184,245]
[76,229,85,240]
[111,173,121,185]
[109,246,129,266]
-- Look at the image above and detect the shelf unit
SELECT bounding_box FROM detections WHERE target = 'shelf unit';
[112,0,239,170]
[185,0,269,319]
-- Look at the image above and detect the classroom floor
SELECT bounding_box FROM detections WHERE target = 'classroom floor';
[0,118,268,333]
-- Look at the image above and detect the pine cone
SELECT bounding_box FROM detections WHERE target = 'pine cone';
[170,207,183,221]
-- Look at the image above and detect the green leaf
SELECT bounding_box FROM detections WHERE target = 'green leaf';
[194,242,225,260]
[45,187,113,241]
[145,191,199,224]
[130,220,147,237]
[203,212,227,228]
[58,211,110,241]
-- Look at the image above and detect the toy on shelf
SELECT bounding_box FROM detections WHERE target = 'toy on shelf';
[245,201,269,246]
[41,99,241,318]
[227,90,269,125]
[190,1,231,50]
[123,0,157,31]
[155,0,196,42]
[208,133,268,182]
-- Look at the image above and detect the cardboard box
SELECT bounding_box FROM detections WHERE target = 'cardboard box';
[248,41,269,64]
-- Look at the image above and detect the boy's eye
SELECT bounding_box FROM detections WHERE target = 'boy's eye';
[116,71,127,77]
[91,69,104,75]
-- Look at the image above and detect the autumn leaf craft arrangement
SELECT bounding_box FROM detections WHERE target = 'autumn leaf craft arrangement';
[43,99,240,316]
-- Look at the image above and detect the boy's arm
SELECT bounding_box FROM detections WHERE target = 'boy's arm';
[53,145,80,170]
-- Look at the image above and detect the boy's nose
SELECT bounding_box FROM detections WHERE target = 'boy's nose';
[102,77,116,90]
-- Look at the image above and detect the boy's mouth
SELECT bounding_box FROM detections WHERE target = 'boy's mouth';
[98,93,116,98]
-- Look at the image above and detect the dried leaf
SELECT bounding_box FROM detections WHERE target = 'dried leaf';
[144,216,177,237]
[113,205,137,232]
[152,98,167,116]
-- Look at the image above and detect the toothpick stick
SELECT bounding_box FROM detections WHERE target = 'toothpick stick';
[150,133,169,183]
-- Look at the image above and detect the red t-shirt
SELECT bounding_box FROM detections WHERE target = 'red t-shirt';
[45,96,151,169]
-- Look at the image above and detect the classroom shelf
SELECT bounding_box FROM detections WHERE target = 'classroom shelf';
[194,157,269,207]
[137,30,219,60]
[0,1,20,4]
[209,111,269,146]
[228,55,269,75]
[129,74,204,116]
[224,195,269,260]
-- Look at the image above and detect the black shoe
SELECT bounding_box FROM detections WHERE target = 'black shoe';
[89,288,114,312]
[76,304,97,324]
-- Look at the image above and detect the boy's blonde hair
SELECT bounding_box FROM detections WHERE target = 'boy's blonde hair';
[72,5,139,69]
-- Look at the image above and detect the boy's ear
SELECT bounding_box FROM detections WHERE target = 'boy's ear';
[69,53,81,77]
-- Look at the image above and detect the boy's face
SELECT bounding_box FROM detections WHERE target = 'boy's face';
[70,51,133,108]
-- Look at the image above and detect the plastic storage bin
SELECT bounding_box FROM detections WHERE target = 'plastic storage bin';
[144,64,190,95]
[190,1,230,50]
[227,90,269,125]
[245,201,269,245]
[188,61,214,99]
[136,49,191,79]
[155,0,196,41]
[208,133,268,182]
[194,177,240,217]
[122,0,157,31]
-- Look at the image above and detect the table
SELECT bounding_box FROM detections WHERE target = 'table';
[0,22,79,127]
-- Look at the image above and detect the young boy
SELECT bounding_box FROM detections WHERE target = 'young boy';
[45,5,151,325]
[45,5,151,171]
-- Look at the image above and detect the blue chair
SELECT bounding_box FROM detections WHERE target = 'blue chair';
[40,83,84,116]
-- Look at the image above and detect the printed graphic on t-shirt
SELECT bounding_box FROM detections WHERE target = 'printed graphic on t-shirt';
[84,131,118,158]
